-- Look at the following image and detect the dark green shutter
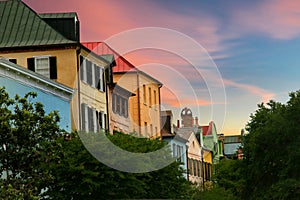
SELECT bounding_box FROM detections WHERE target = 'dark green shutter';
[81,103,86,131]
[102,69,106,92]
[104,113,107,129]
[27,58,35,72]
[49,57,57,79]
[80,56,84,81]
[9,59,17,64]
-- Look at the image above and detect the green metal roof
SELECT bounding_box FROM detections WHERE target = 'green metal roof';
[100,54,116,66]
[39,12,78,19]
[0,0,77,49]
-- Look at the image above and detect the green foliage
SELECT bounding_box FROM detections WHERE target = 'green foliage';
[45,131,195,199]
[194,186,238,200]
[0,87,64,199]
[214,159,244,196]
[241,91,300,199]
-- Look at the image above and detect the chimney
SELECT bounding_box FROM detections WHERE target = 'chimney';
[195,117,199,126]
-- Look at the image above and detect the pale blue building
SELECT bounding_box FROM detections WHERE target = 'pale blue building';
[0,58,73,132]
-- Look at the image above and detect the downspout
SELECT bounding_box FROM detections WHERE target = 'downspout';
[137,71,141,135]
[76,47,81,131]
[105,65,110,133]
[186,145,189,181]
[202,150,205,190]
[158,83,162,139]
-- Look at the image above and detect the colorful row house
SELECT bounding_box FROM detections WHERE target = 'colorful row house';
[0,0,116,133]
[161,107,226,189]
[0,58,73,132]
[0,0,163,137]
[82,42,163,137]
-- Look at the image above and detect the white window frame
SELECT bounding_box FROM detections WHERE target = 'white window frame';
[34,56,50,78]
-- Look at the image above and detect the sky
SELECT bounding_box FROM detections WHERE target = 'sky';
[24,0,300,135]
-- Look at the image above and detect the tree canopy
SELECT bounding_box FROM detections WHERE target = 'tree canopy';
[0,87,64,199]
[241,91,300,199]
[45,131,195,199]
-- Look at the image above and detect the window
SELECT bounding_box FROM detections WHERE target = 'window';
[198,161,201,177]
[153,90,157,105]
[143,84,146,103]
[81,103,88,132]
[98,111,106,129]
[149,87,152,106]
[80,56,105,91]
[121,98,126,116]
[207,163,211,181]
[176,145,184,162]
[8,58,17,64]
[172,143,176,157]
[124,99,128,117]
[81,103,106,132]
[27,56,57,79]
[189,158,193,176]
[144,122,147,135]
[112,94,129,118]
[177,145,181,162]
[112,94,116,113]
[193,160,197,176]
[86,60,93,85]
[116,95,120,113]
[150,124,153,136]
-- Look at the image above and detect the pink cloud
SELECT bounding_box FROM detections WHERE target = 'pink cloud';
[231,0,300,39]
[223,79,275,103]
[24,0,229,56]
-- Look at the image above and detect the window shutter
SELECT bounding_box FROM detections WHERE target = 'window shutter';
[92,108,97,132]
[86,60,93,85]
[80,56,84,81]
[88,107,93,132]
[49,57,57,79]
[102,68,105,92]
[99,111,103,129]
[95,65,100,90]
[27,58,35,72]
[112,94,116,113]
[9,59,17,64]
[103,113,107,129]
[96,111,99,132]
[81,103,86,132]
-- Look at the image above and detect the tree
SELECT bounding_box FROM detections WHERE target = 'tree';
[45,131,195,199]
[0,87,64,199]
[241,91,300,199]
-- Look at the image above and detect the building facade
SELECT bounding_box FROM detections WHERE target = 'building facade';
[0,0,115,133]
[108,83,135,134]
[82,42,162,137]
[0,58,73,132]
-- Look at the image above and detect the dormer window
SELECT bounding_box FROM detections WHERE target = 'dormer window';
[27,56,57,79]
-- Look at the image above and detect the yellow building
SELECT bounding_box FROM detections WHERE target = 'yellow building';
[202,148,213,189]
[0,0,115,132]
[82,42,163,137]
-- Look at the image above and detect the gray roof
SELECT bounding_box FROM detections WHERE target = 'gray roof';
[176,127,198,141]
[0,0,77,49]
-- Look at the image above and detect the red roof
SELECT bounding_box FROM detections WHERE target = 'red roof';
[202,122,213,136]
[202,126,209,136]
[81,42,137,73]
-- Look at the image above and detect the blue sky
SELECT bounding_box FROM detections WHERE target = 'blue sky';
[24,0,300,134]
